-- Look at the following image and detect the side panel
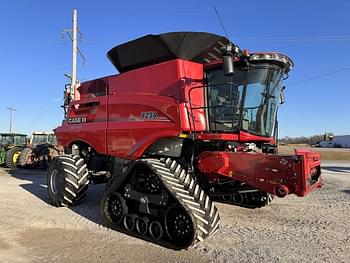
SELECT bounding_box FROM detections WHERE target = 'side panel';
[106,94,180,159]
[55,79,108,153]
[107,60,185,159]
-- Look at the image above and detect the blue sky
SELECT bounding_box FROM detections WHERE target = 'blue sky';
[0,0,349,137]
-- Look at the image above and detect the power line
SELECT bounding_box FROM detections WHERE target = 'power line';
[237,35,350,42]
[286,68,349,86]
[213,5,230,39]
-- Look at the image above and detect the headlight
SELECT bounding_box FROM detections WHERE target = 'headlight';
[249,53,294,72]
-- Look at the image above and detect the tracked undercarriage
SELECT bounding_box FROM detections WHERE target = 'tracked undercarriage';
[101,158,220,249]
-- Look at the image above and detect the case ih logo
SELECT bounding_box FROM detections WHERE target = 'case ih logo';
[140,111,158,119]
[68,116,87,124]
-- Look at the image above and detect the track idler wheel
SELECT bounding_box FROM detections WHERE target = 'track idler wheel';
[149,221,163,240]
[165,207,194,248]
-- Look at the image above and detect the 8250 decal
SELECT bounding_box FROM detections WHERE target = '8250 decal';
[140,111,158,119]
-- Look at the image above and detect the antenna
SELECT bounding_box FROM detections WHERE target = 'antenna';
[213,5,230,39]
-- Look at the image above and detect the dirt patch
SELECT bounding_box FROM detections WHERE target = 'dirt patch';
[0,164,349,262]
[0,239,11,250]
[17,227,208,263]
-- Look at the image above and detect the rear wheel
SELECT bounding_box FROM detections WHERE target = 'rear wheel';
[18,147,33,167]
[5,146,22,168]
[47,155,89,207]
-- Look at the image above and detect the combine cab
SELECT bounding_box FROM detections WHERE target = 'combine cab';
[48,32,322,249]
[0,133,27,168]
[19,132,63,169]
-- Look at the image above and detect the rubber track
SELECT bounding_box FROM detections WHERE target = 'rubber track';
[211,191,274,208]
[143,158,220,246]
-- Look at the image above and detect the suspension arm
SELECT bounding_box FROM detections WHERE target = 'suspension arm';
[197,149,322,197]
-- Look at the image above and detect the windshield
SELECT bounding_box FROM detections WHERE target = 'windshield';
[206,63,284,137]
[0,135,14,145]
[243,65,283,137]
[48,134,57,144]
[32,135,48,145]
[14,136,27,145]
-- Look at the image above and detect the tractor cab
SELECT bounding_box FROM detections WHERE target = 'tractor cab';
[0,133,27,149]
[29,132,56,147]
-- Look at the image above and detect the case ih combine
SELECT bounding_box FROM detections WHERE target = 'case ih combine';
[48,32,322,249]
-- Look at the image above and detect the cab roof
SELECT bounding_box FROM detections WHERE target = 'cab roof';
[0,133,27,136]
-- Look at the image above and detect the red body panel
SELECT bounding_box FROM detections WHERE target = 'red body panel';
[197,148,322,197]
[56,59,206,159]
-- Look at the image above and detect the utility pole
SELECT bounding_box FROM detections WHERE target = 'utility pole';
[62,9,85,100]
[6,107,17,133]
[71,9,78,96]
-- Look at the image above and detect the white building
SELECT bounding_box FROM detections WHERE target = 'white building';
[319,135,350,148]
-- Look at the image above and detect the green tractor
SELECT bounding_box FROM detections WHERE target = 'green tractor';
[18,132,63,169]
[0,133,28,168]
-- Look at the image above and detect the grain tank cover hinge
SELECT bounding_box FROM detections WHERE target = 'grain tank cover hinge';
[107,32,232,73]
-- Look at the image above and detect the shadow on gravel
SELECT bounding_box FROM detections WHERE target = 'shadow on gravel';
[322,166,350,173]
[342,189,350,195]
[8,168,105,225]
[9,168,48,203]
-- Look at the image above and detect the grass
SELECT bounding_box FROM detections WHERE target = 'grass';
[279,146,350,161]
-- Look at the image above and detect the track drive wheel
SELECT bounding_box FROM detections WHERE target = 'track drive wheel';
[5,146,22,168]
[47,155,89,207]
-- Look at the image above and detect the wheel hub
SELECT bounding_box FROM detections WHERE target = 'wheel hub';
[165,207,194,247]
[106,193,126,224]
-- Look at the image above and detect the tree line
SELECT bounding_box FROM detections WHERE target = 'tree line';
[279,133,334,145]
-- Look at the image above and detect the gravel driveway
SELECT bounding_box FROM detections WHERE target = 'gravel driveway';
[0,161,349,263]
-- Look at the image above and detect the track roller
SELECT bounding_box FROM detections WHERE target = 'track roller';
[123,214,138,231]
[136,217,150,235]
[149,221,163,240]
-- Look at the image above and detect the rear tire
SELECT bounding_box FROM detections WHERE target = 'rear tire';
[18,147,32,167]
[47,155,89,207]
[5,146,22,168]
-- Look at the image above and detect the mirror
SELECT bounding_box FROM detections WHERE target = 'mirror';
[221,45,235,76]
[280,86,286,104]
[223,55,234,76]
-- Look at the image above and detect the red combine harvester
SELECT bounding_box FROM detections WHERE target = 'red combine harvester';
[48,32,322,249]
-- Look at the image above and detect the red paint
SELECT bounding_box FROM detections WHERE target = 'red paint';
[197,148,322,197]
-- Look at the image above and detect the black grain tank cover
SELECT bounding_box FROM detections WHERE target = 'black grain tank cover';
[107,32,232,73]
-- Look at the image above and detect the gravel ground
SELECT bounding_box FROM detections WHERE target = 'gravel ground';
[0,161,349,263]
